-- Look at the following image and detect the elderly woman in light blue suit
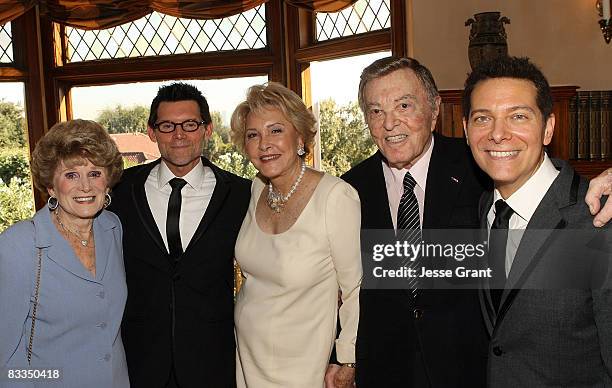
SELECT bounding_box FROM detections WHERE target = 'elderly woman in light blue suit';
[0,119,129,387]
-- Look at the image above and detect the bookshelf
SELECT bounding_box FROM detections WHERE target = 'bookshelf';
[436,86,612,179]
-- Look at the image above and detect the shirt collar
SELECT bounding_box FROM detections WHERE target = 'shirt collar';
[381,134,434,192]
[157,158,205,190]
[493,153,559,223]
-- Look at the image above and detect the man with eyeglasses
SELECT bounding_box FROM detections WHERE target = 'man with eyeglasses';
[109,82,250,388]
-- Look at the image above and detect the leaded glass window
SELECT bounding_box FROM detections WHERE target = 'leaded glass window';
[65,6,266,62]
[316,0,390,42]
[0,23,13,63]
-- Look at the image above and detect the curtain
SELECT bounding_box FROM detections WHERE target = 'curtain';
[0,0,358,29]
[285,0,356,12]
[0,1,36,25]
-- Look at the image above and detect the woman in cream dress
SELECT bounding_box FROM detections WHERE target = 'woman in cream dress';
[231,82,362,388]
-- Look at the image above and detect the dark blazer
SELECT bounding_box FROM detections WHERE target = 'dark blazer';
[109,157,250,388]
[342,134,490,388]
[479,159,612,387]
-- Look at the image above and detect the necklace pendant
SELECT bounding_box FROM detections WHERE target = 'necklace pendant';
[55,210,92,247]
[266,160,307,213]
[271,202,283,213]
[267,192,284,213]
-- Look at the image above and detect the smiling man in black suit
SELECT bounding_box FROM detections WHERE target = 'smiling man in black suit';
[110,83,250,388]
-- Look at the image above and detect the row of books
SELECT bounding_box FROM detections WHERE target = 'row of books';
[569,91,611,160]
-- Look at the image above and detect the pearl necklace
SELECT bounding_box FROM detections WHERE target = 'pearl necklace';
[267,160,306,213]
[55,210,93,247]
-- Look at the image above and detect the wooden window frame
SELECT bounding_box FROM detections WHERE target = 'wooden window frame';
[283,0,408,101]
[282,0,406,169]
[52,1,286,118]
[10,0,407,208]
[1,10,50,209]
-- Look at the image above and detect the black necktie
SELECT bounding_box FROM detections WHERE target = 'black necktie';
[167,178,187,260]
[397,172,422,299]
[489,199,514,311]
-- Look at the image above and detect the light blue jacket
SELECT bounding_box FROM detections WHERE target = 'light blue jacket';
[0,208,129,387]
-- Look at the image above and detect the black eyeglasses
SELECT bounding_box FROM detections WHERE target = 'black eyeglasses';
[154,119,205,133]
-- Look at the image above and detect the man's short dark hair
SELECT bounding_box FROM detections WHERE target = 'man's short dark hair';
[148,82,212,128]
[462,56,553,121]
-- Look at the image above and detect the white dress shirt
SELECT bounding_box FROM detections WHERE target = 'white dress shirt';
[486,153,560,276]
[382,135,434,231]
[145,159,216,253]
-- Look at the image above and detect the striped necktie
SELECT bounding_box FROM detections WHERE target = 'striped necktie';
[397,171,422,299]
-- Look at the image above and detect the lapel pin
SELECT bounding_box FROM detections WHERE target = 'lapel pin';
[451,176,459,183]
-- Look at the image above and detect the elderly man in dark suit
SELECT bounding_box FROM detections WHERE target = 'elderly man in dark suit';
[462,56,612,387]
[326,56,491,388]
[109,83,250,388]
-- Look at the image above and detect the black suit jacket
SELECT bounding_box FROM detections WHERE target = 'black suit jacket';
[109,157,250,388]
[342,134,490,387]
[478,159,612,387]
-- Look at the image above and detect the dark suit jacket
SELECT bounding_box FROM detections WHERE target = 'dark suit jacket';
[109,157,250,388]
[479,159,612,387]
[342,134,490,388]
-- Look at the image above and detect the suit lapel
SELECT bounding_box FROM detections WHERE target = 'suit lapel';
[92,212,116,281]
[343,152,393,292]
[368,153,415,298]
[479,287,495,336]
[494,161,578,329]
[125,159,173,272]
[356,143,466,297]
[423,135,466,230]
[34,207,110,283]
[424,135,472,293]
[130,160,168,253]
[478,191,496,332]
[503,206,564,292]
[494,207,565,328]
[39,217,93,281]
[354,145,467,230]
[357,152,394,230]
[184,158,231,253]
[124,157,236,271]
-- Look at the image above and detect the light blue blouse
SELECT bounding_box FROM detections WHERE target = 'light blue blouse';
[0,208,129,387]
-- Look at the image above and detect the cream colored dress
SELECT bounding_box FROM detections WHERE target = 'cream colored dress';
[235,173,362,388]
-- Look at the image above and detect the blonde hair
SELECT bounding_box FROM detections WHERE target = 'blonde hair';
[31,119,123,193]
[230,82,317,156]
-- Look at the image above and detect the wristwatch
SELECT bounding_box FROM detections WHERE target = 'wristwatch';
[342,363,356,368]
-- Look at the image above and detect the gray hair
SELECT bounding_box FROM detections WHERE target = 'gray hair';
[358,56,440,116]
